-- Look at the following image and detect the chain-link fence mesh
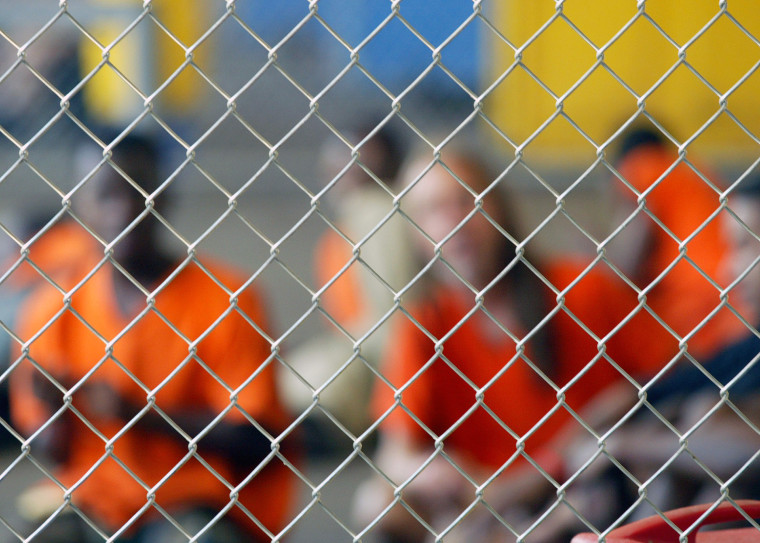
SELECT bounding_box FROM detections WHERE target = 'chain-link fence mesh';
[0,1,759,542]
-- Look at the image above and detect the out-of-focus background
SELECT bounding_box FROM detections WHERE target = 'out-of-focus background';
[1,1,758,336]
[0,1,759,542]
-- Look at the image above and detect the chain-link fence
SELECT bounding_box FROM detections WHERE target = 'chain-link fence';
[1,1,760,542]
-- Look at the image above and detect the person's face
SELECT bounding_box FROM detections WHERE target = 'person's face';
[76,151,155,263]
[320,138,385,198]
[404,155,505,287]
[723,195,760,311]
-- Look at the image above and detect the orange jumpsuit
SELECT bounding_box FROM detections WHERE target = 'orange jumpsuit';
[615,145,747,373]
[4,219,98,292]
[11,258,295,540]
[314,228,366,328]
[372,260,635,474]
[374,284,562,472]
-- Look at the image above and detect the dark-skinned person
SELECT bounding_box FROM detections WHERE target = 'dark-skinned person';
[9,132,297,543]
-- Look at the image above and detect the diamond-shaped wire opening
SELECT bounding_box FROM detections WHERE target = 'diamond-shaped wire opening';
[645,2,720,47]
[561,1,639,46]
[687,14,760,95]
[521,17,598,98]
[596,14,679,98]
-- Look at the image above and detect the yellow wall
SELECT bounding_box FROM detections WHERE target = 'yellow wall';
[79,0,209,125]
[487,0,760,167]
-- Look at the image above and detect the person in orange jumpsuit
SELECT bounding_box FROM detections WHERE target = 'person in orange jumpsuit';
[279,123,417,436]
[10,133,296,543]
[0,217,98,440]
[508,127,759,538]
[606,126,747,376]
[590,172,760,521]
[352,143,639,543]
[0,212,99,365]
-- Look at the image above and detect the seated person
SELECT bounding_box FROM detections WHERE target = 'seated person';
[353,142,642,543]
[538,156,760,534]
[9,132,297,543]
[279,122,416,437]
[605,125,747,374]
[601,172,760,513]
[646,172,760,405]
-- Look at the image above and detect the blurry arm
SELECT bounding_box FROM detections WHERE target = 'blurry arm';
[68,377,274,474]
[10,287,77,464]
[24,370,76,464]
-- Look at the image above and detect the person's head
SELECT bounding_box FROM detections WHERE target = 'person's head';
[615,125,667,162]
[320,122,405,197]
[723,174,760,310]
[606,124,675,280]
[74,132,163,269]
[400,144,517,289]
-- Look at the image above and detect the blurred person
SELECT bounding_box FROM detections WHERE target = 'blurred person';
[0,216,99,355]
[279,122,417,438]
[605,125,748,377]
[0,213,99,447]
[352,143,643,543]
[643,169,760,404]
[520,146,760,537]
[9,133,296,543]
[594,172,760,513]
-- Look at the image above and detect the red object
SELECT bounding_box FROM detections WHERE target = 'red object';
[572,500,760,543]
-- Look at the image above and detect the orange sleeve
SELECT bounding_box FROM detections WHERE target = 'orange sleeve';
[372,309,435,444]
[23,221,98,291]
[617,147,744,360]
[314,229,366,327]
[9,284,69,437]
[191,270,289,431]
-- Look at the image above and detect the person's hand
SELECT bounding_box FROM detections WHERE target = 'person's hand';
[75,380,131,421]
[31,369,65,411]
[29,370,74,463]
